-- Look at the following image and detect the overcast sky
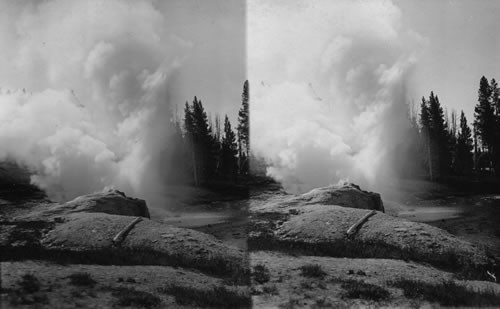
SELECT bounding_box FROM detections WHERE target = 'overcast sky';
[397,0,500,121]
[249,0,500,122]
[0,0,245,123]
[155,0,245,122]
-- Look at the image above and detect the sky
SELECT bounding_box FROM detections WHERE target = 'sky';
[0,0,245,206]
[397,0,500,121]
[153,1,245,122]
[0,0,246,122]
[248,0,500,195]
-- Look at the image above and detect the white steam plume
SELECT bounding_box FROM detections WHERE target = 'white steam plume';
[0,0,189,204]
[249,0,427,194]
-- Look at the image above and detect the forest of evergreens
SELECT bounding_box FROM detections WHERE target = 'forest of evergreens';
[397,76,500,182]
[163,81,250,188]
[165,75,500,190]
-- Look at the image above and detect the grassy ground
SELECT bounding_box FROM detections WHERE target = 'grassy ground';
[250,251,500,308]
[1,261,251,308]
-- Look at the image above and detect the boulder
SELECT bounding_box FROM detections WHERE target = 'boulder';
[294,183,384,211]
[19,190,150,220]
[252,183,384,213]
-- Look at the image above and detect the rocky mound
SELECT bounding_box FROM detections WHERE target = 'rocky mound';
[18,190,150,220]
[1,188,251,284]
[1,186,253,308]
[249,186,496,280]
[41,212,246,277]
[2,213,246,280]
[252,183,384,213]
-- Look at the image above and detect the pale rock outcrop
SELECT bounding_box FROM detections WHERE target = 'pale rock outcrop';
[249,204,494,278]
[19,190,150,220]
[252,183,384,213]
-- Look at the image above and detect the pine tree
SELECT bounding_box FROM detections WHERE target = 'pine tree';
[429,92,451,178]
[490,78,500,117]
[419,92,452,180]
[490,78,500,174]
[474,76,496,173]
[184,101,194,134]
[212,114,222,176]
[183,97,217,185]
[237,80,250,176]
[455,111,474,175]
[420,97,433,180]
[215,115,222,145]
[221,115,238,181]
[183,101,198,185]
[447,109,458,174]
[193,97,217,183]
[474,76,495,152]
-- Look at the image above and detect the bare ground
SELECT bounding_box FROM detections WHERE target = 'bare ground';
[250,251,500,308]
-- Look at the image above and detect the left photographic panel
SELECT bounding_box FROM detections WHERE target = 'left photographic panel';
[0,1,250,308]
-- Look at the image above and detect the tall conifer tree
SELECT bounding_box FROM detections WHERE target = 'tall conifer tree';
[237,80,250,175]
[455,111,474,175]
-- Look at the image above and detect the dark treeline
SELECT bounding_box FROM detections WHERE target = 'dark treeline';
[396,76,500,182]
[164,81,249,187]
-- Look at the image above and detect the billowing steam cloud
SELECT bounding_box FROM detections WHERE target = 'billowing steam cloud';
[0,0,188,204]
[249,0,427,194]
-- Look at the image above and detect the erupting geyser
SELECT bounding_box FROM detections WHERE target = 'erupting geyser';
[0,0,245,206]
[249,0,426,194]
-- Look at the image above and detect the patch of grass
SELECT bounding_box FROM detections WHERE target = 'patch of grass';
[17,273,40,293]
[312,297,332,308]
[248,235,497,280]
[279,297,301,309]
[222,265,251,286]
[8,274,49,306]
[110,286,161,308]
[71,289,85,298]
[71,289,97,298]
[299,264,326,279]
[162,285,251,308]
[68,272,96,286]
[3,246,249,284]
[341,279,390,301]
[263,283,279,295]
[388,278,500,307]
[8,291,49,306]
[300,280,314,290]
[253,264,270,284]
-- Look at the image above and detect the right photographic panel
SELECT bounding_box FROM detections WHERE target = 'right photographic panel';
[247,0,500,307]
